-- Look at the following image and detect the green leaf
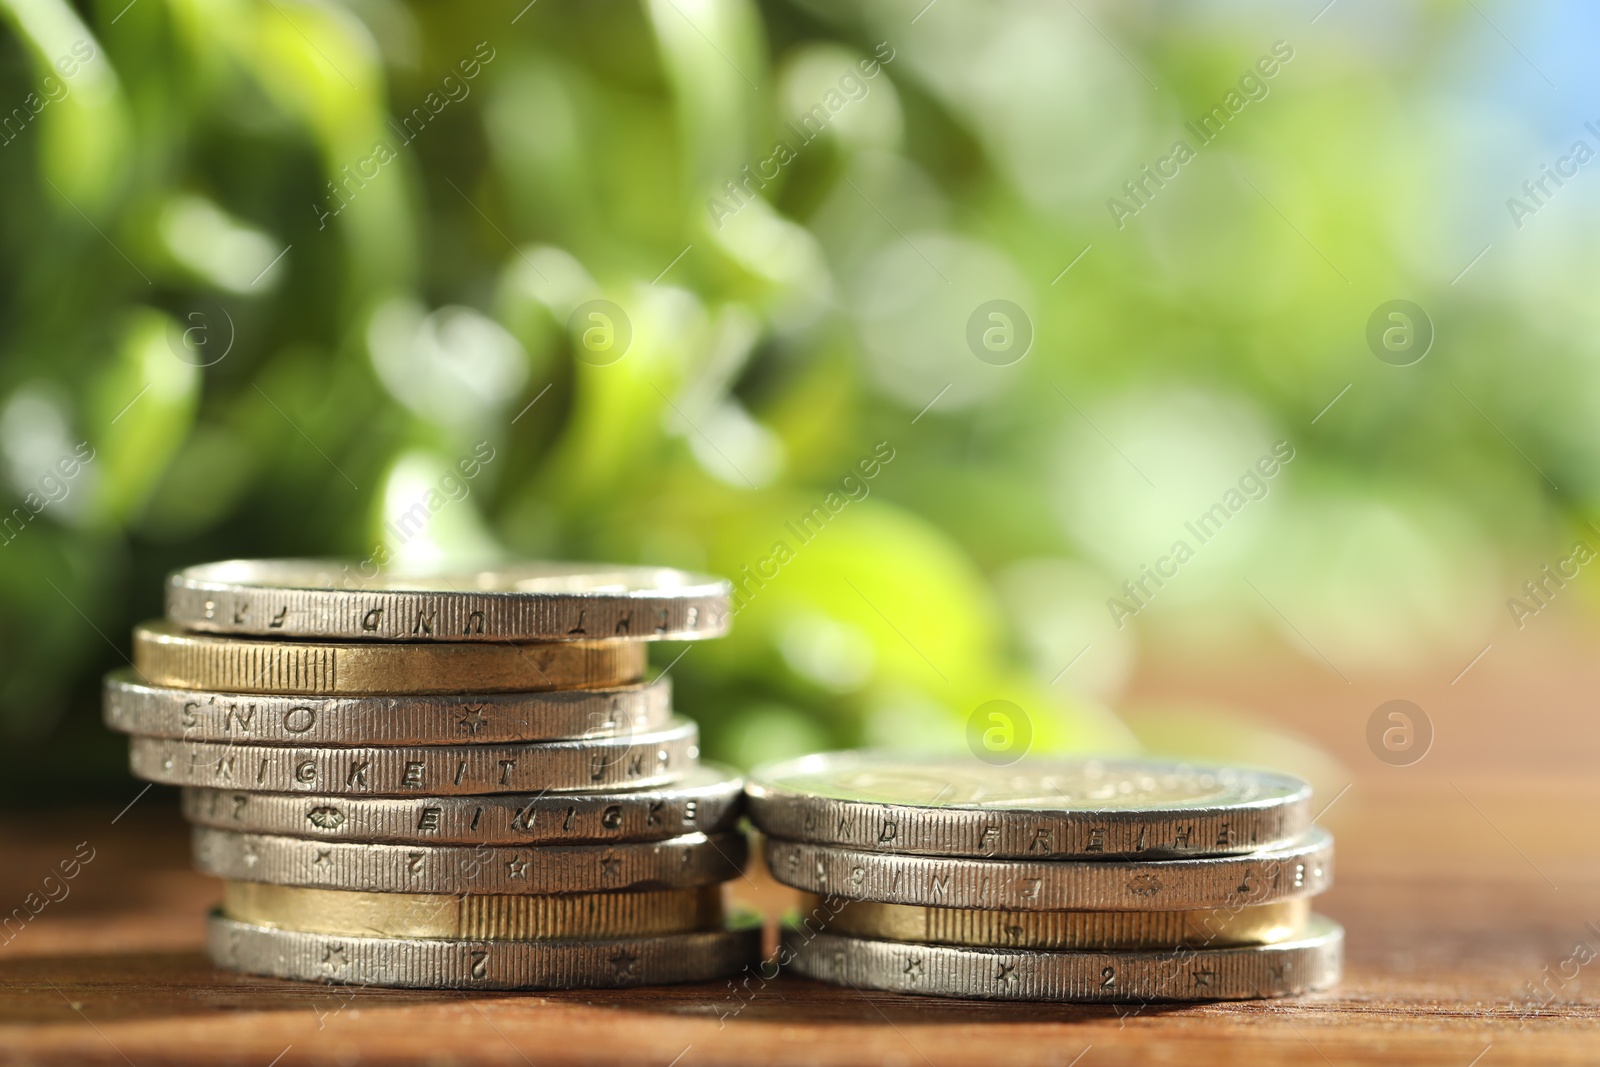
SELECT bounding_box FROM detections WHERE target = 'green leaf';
[87,309,200,525]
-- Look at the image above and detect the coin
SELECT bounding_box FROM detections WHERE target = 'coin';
[222,882,724,940]
[763,829,1332,911]
[797,892,1309,950]
[209,911,762,989]
[129,719,699,795]
[168,559,731,642]
[131,620,645,694]
[747,752,1311,859]
[780,914,1343,1001]
[103,668,672,744]
[181,765,744,845]
[194,828,748,894]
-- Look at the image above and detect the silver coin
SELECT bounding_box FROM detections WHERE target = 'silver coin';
[128,719,698,796]
[747,752,1311,859]
[168,559,730,642]
[181,764,744,845]
[208,911,762,990]
[780,915,1343,1001]
[193,828,748,894]
[103,668,671,744]
[762,829,1332,911]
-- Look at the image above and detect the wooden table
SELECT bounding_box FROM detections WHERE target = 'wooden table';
[4,626,1598,1065]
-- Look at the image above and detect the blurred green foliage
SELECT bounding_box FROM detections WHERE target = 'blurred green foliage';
[0,0,1588,797]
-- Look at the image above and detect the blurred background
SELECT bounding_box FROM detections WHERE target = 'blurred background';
[0,0,1592,801]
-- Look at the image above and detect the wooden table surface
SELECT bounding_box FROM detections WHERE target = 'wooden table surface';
[4,624,1599,1066]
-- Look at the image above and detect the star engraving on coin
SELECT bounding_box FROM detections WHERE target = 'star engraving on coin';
[194,829,744,894]
[168,561,732,643]
[783,919,1344,1002]
[746,753,1313,860]
[208,914,763,989]
[130,725,699,796]
[457,705,488,734]
[312,849,332,867]
[765,832,1329,910]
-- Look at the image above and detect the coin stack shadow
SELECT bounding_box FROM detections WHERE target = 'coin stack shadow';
[103,560,760,990]
[748,752,1341,1002]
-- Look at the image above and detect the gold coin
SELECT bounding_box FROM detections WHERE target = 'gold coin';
[796,893,1309,950]
[222,882,725,940]
[131,620,645,694]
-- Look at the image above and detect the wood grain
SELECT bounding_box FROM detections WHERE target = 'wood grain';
[4,625,1599,1065]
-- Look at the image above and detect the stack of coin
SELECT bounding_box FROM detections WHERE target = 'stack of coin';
[104,560,760,989]
[748,752,1340,1002]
